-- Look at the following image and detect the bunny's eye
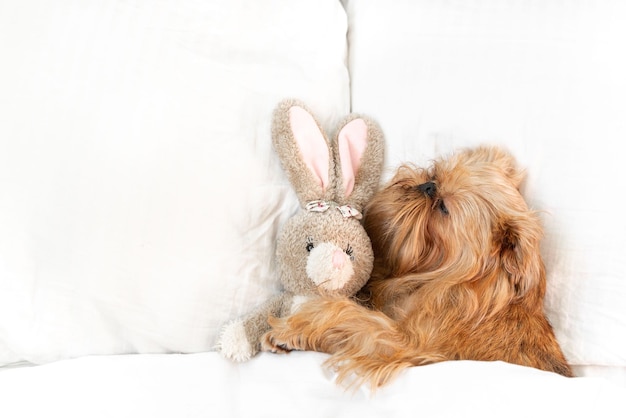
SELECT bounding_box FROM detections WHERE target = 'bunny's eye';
[306,238,314,253]
[345,244,354,261]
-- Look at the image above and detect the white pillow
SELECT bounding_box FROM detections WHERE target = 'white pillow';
[345,0,626,368]
[0,0,350,365]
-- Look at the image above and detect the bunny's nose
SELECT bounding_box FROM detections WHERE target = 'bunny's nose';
[332,249,346,269]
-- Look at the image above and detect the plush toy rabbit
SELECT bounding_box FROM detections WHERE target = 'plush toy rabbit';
[216,99,384,361]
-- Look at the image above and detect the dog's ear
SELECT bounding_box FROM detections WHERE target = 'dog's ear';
[494,215,545,297]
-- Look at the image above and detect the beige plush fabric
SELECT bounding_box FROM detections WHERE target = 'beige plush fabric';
[216,99,384,361]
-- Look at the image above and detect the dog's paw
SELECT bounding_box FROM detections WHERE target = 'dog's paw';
[215,319,256,362]
[260,329,295,354]
[261,316,310,354]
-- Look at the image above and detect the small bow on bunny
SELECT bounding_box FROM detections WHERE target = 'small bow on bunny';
[215,99,385,362]
[305,200,362,219]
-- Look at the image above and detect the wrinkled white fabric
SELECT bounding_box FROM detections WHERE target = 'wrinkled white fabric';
[1,353,625,418]
[0,0,350,365]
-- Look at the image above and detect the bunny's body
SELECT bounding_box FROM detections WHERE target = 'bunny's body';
[216,100,384,362]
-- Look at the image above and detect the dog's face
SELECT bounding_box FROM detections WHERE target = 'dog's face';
[364,146,544,298]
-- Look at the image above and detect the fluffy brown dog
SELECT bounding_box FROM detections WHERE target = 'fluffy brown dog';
[262,146,572,389]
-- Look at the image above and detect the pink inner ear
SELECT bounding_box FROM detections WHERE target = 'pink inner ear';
[289,106,329,191]
[338,119,368,197]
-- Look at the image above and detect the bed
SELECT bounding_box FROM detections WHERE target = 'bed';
[1,1,625,416]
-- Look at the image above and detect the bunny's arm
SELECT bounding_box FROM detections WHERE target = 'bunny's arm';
[216,292,295,362]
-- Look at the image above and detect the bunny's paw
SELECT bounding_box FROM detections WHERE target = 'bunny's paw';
[216,319,255,362]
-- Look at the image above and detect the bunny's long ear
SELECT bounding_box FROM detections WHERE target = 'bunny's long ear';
[333,114,385,210]
[271,99,335,206]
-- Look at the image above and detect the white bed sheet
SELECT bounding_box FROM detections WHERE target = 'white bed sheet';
[1,353,624,418]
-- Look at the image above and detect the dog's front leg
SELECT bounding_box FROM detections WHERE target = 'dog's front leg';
[261,296,364,354]
[261,296,424,389]
[260,315,307,354]
[261,296,405,356]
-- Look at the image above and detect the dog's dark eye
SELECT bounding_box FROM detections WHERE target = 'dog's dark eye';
[438,199,449,215]
[306,238,314,252]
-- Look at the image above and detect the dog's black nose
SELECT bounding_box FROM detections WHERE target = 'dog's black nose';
[416,181,437,198]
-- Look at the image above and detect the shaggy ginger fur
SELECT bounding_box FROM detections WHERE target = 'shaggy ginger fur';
[261,146,572,389]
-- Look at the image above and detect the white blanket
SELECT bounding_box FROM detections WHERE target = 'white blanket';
[1,353,624,418]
